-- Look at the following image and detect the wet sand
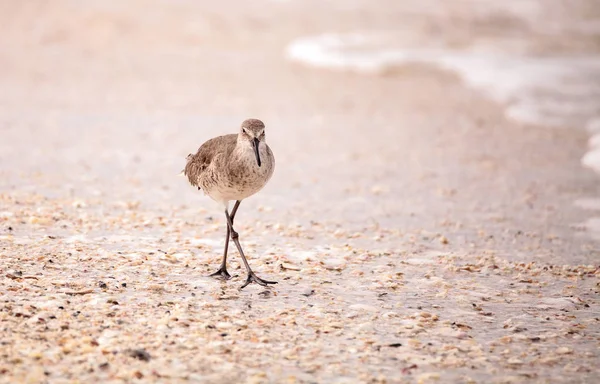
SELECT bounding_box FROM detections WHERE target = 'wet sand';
[1,1,599,383]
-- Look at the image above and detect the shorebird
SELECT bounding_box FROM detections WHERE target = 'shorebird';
[183,118,276,289]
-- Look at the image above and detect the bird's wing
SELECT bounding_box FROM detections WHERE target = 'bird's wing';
[183,134,237,188]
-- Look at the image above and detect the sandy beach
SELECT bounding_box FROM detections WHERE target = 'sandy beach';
[1,0,599,383]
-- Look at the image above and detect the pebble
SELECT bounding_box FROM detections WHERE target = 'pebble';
[0,192,598,383]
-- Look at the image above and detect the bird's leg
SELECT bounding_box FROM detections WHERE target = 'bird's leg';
[208,225,232,279]
[208,201,241,280]
[229,200,241,223]
[224,205,277,289]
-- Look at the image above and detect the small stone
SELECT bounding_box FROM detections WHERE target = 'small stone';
[417,372,440,383]
[507,358,523,365]
[127,349,151,362]
[556,347,573,355]
[281,262,301,271]
[216,322,233,330]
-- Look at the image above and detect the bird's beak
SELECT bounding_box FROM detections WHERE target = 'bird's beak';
[253,138,261,167]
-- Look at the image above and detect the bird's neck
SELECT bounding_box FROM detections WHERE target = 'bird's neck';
[234,138,254,154]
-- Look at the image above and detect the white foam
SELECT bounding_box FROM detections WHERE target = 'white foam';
[582,138,600,174]
[285,34,389,74]
[581,133,600,174]
[574,198,600,211]
[286,33,600,167]
[590,133,600,148]
[286,34,600,128]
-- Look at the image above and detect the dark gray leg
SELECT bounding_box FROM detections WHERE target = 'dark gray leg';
[224,203,277,289]
[208,201,241,280]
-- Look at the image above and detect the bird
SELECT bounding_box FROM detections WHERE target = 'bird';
[183,118,276,289]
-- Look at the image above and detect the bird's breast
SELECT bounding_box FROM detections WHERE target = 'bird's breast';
[212,144,273,200]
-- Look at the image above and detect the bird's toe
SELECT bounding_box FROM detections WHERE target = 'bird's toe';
[240,273,277,289]
[209,267,232,280]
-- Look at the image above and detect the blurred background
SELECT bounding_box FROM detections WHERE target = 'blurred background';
[1,0,599,263]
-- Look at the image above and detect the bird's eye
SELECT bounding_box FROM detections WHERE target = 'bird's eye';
[242,128,248,135]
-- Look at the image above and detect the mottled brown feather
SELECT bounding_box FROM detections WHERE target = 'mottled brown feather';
[184,134,237,189]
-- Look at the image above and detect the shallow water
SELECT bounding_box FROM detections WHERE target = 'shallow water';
[285,24,600,242]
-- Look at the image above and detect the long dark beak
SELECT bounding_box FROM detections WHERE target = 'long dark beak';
[253,138,261,167]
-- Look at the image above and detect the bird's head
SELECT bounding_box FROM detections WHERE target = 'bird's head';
[239,118,266,167]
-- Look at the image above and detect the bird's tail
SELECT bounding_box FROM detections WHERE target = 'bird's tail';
[177,153,194,176]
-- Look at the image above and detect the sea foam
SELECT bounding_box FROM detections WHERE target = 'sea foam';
[285,31,600,238]
[286,33,600,172]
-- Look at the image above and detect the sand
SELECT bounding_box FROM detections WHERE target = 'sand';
[1,0,599,383]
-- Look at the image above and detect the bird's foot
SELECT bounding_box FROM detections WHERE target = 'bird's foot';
[240,272,277,289]
[209,266,231,280]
